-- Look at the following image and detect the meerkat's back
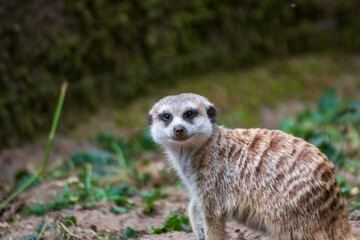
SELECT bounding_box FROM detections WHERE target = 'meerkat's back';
[214,127,354,240]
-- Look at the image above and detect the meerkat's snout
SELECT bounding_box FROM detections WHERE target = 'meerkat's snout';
[173,125,188,140]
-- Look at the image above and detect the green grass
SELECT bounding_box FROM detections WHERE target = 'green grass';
[0,82,68,211]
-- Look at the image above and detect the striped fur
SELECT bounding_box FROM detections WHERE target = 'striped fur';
[148,93,356,240]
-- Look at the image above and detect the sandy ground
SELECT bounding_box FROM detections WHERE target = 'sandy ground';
[0,186,270,240]
[0,136,92,191]
[1,183,360,240]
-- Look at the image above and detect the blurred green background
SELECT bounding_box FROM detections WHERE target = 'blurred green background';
[1,0,360,147]
[1,2,360,237]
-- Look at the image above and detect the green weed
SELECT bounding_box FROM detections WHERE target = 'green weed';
[99,227,139,239]
[124,227,138,239]
[149,213,190,234]
[14,170,40,191]
[336,174,360,210]
[94,129,156,156]
[63,216,77,227]
[141,187,167,214]
[337,175,354,198]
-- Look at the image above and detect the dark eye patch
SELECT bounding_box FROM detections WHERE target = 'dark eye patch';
[159,113,172,122]
[183,109,197,121]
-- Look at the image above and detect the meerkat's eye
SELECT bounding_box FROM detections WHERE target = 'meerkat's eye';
[160,113,172,121]
[184,110,197,119]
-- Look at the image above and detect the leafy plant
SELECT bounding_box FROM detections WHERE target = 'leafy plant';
[94,130,156,156]
[110,195,135,215]
[149,213,190,234]
[337,175,353,198]
[354,194,360,211]
[108,183,138,199]
[70,149,116,168]
[279,89,360,173]
[101,227,139,239]
[24,234,40,240]
[141,187,166,214]
[336,174,360,211]
[124,227,138,239]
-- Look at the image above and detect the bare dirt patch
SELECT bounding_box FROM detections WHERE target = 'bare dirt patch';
[260,100,309,129]
[0,136,91,191]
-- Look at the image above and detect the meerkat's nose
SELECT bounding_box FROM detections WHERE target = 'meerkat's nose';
[173,125,187,137]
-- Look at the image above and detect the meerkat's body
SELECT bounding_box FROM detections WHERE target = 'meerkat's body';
[148,93,356,240]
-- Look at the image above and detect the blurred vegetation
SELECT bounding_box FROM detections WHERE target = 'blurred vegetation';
[20,128,158,215]
[1,0,360,147]
[279,90,360,174]
[106,55,360,134]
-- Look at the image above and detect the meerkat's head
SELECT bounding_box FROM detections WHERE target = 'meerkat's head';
[148,93,217,149]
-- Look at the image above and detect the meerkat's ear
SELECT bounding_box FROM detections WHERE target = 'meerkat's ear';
[206,105,217,124]
[147,114,153,125]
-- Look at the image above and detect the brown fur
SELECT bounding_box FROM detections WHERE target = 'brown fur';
[195,127,355,240]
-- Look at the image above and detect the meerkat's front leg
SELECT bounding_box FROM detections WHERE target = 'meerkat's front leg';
[189,199,205,240]
[203,212,227,240]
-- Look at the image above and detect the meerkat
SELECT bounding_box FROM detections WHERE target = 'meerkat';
[148,93,356,240]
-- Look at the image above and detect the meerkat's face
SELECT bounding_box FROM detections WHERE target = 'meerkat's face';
[148,93,217,149]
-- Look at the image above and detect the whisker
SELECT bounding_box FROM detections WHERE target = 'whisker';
[118,127,148,137]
